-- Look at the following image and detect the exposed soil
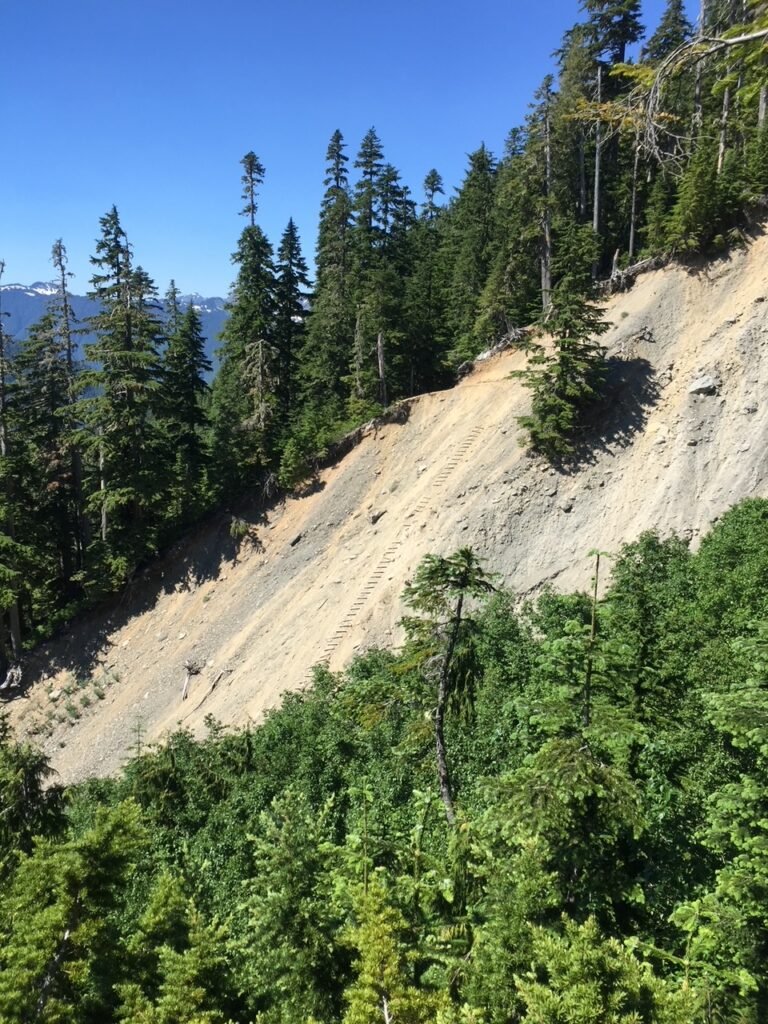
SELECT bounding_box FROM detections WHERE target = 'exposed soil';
[7,234,768,783]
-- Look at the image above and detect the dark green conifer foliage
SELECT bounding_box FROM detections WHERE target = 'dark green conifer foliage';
[581,0,644,63]
[76,209,165,586]
[746,123,768,196]
[441,145,498,363]
[644,0,693,62]
[403,549,495,824]
[476,130,541,346]
[347,128,391,414]
[516,916,698,1023]
[159,282,211,528]
[0,716,63,879]
[404,170,451,393]
[0,802,145,1023]
[211,154,277,495]
[352,128,386,267]
[301,130,354,414]
[516,225,609,461]
[0,263,25,667]
[665,134,722,250]
[240,150,266,227]
[13,307,81,626]
[273,218,310,421]
[11,242,86,633]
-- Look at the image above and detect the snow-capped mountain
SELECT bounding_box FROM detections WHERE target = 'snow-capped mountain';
[0,284,228,373]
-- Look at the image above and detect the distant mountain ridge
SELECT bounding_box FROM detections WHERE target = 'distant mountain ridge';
[0,282,229,372]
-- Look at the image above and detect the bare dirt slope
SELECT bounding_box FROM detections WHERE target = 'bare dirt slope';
[9,236,768,783]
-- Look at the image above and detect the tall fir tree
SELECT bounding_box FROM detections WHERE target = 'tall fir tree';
[211,153,277,497]
[644,0,693,62]
[273,218,310,423]
[158,282,211,528]
[441,145,498,362]
[300,130,354,416]
[75,207,165,586]
[516,224,609,461]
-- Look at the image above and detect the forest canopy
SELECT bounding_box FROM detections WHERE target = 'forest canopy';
[2,499,768,1021]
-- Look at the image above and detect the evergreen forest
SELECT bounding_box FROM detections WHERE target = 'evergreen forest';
[2,1,768,1017]
[0,0,767,659]
[3,500,768,1021]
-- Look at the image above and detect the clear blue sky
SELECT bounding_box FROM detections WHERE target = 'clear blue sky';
[3,0,695,297]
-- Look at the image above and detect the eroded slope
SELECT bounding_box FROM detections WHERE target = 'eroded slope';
[10,237,768,782]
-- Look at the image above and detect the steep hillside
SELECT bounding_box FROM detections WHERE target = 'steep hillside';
[8,236,768,782]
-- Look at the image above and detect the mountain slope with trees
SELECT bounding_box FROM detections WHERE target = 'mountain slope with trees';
[7,229,768,783]
[1,0,767,668]
[3,495,768,1021]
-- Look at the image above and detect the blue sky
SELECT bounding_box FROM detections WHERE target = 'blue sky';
[4,0,695,297]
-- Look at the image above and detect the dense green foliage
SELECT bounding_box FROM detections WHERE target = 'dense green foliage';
[1,0,767,686]
[4,500,768,1020]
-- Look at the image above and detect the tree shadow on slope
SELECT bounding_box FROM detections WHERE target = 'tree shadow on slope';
[563,356,661,472]
[12,502,274,701]
[10,404,416,703]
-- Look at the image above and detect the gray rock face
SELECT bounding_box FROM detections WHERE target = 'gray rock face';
[688,375,718,396]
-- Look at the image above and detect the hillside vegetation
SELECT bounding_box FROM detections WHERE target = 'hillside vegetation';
[1,0,767,670]
[8,231,768,782]
[3,1,768,1019]
[2,499,768,1021]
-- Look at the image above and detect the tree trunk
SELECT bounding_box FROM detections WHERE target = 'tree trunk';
[0,262,22,660]
[434,592,465,826]
[541,81,553,312]
[628,137,641,260]
[99,435,107,543]
[55,253,87,568]
[717,83,732,174]
[759,84,767,128]
[582,553,601,731]
[693,0,707,132]
[593,64,603,240]
[377,331,387,407]
[353,309,365,399]
[578,131,587,221]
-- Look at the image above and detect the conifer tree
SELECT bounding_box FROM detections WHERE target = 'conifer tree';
[210,154,277,495]
[352,128,386,267]
[441,145,498,362]
[0,802,145,1022]
[516,224,609,461]
[581,0,644,64]
[159,283,211,527]
[403,548,495,824]
[475,130,541,346]
[0,263,26,665]
[76,209,165,584]
[645,0,693,62]
[347,128,389,413]
[301,130,354,413]
[403,170,450,393]
[273,218,310,421]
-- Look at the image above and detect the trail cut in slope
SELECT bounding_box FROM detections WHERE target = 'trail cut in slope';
[9,234,768,782]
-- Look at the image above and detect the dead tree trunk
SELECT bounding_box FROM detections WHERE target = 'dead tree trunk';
[628,137,642,260]
[541,78,553,312]
[353,309,365,400]
[593,64,603,240]
[377,331,387,407]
